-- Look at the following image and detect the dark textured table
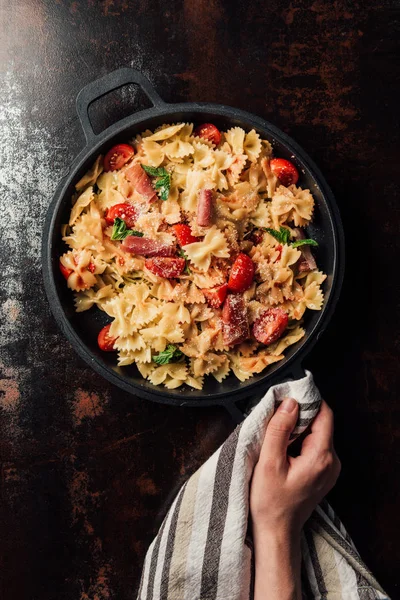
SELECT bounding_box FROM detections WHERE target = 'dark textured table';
[1,1,399,598]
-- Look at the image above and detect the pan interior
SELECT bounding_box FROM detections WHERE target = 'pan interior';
[46,107,341,404]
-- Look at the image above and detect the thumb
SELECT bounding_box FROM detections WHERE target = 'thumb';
[260,398,299,467]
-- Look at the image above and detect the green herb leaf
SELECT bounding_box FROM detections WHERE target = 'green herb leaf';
[177,249,191,274]
[141,165,167,177]
[152,344,183,365]
[264,227,291,244]
[154,176,171,201]
[291,238,318,248]
[141,164,171,201]
[111,217,144,240]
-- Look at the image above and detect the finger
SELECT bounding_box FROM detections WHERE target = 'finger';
[301,400,334,455]
[260,398,299,467]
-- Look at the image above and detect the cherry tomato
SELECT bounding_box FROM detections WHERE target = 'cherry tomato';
[202,283,228,308]
[97,323,117,352]
[270,158,299,187]
[59,261,73,280]
[145,257,186,278]
[105,203,138,228]
[172,224,199,246]
[104,143,135,172]
[252,308,288,345]
[228,253,255,293]
[193,123,221,146]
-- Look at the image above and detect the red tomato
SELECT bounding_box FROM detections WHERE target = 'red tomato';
[97,324,117,352]
[228,253,255,293]
[202,283,228,308]
[193,123,221,146]
[275,244,283,261]
[88,262,96,273]
[59,261,73,280]
[270,158,299,186]
[105,203,138,228]
[145,257,185,278]
[252,308,288,345]
[104,143,135,172]
[172,224,199,246]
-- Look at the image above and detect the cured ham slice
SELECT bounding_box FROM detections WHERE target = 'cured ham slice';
[121,236,175,257]
[222,294,249,346]
[197,189,213,227]
[293,228,317,272]
[124,163,157,201]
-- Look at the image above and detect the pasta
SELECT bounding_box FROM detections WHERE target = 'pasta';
[60,122,326,389]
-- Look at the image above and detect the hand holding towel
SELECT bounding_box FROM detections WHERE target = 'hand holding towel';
[138,371,388,600]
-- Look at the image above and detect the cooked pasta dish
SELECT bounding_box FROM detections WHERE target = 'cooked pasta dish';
[59,122,325,390]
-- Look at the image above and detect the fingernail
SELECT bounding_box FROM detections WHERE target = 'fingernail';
[278,398,297,413]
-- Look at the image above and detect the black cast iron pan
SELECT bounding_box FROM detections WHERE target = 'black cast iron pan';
[42,67,345,422]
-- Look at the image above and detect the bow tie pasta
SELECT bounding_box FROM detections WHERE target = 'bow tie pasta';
[59,122,326,389]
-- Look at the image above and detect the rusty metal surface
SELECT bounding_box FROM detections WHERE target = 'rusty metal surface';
[1,1,399,598]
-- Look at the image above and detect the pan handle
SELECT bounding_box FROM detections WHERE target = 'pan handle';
[76,67,165,143]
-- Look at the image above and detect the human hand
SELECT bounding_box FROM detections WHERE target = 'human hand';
[250,398,341,541]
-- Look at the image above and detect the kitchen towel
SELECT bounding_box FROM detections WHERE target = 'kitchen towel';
[137,371,388,600]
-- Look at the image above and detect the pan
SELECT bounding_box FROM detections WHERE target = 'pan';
[42,67,345,422]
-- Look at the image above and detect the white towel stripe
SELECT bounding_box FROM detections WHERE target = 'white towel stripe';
[183,448,222,600]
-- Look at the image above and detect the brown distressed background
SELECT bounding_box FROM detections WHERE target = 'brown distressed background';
[1,1,399,598]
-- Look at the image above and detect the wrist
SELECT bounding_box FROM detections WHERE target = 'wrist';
[252,518,302,547]
[252,524,302,600]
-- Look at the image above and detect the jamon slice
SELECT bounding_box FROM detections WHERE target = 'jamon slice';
[293,228,317,272]
[222,294,250,346]
[124,163,157,201]
[197,189,213,227]
[121,236,175,257]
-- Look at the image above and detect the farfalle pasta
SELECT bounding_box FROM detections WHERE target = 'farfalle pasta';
[59,121,326,389]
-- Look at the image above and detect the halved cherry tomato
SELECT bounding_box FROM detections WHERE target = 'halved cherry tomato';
[104,143,135,172]
[145,257,185,278]
[202,283,228,308]
[172,224,199,246]
[193,123,221,146]
[98,323,117,352]
[270,158,299,186]
[228,253,255,293]
[59,261,73,280]
[252,308,288,345]
[105,203,138,228]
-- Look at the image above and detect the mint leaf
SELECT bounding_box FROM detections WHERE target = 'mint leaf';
[111,217,144,240]
[141,165,167,177]
[264,227,290,244]
[152,344,183,365]
[141,164,171,201]
[292,238,318,248]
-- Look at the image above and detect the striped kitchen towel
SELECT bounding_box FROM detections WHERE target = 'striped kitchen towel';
[138,371,389,600]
